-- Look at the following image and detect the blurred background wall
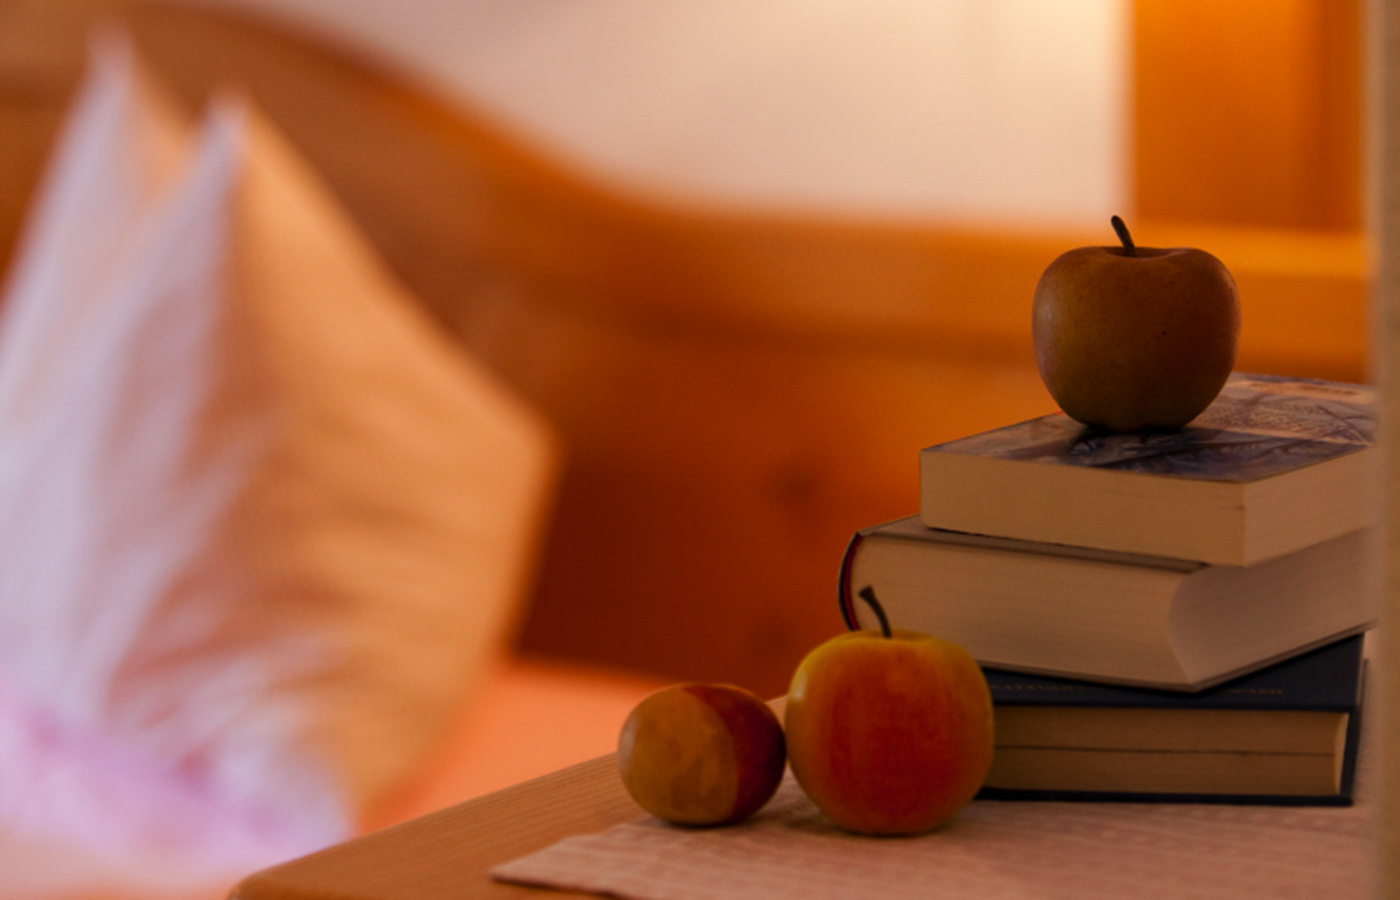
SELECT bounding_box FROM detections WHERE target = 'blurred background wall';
[157,0,1130,224]
[0,0,1368,700]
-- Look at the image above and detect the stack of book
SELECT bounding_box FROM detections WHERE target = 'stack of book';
[841,373,1378,805]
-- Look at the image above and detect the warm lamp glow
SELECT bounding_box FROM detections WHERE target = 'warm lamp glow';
[166,0,1130,225]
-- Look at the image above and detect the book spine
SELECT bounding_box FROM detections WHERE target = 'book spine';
[974,786,1354,806]
[837,530,864,632]
[1338,662,1367,799]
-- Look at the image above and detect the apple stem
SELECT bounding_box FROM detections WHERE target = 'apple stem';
[1111,215,1136,257]
[857,586,893,639]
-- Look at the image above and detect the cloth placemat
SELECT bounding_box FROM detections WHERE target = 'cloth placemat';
[491,774,1369,900]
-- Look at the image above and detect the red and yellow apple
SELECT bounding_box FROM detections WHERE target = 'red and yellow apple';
[617,682,786,826]
[1032,216,1240,432]
[784,588,993,835]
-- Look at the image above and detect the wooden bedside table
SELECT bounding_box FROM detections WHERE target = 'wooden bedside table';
[232,740,1374,900]
[231,753,635,900]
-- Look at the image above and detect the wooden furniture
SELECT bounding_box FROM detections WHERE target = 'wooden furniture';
[0,3,1376,895]
[229,736,1373,900]
[1134,0,1363,230]
[0,0,1371,700]
[233,753,634,899]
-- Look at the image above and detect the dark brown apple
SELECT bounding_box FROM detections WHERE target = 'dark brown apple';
[1032,217,1240,432]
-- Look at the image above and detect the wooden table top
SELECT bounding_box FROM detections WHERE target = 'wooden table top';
[231,751,636,900]
[231,737,1374,900]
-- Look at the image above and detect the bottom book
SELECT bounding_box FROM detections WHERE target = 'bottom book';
[976,634,1366,805]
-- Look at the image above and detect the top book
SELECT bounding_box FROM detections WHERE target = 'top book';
[920,373,1376,566]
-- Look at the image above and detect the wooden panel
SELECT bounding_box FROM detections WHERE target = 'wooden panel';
[0,1,1372,699]
[1134,0,1364,230]
[488,217,1369,698]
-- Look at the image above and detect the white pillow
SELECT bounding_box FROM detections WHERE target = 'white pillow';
[0,35,556,893]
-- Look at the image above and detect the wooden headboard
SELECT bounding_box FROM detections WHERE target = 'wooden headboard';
[0,0,1369,697]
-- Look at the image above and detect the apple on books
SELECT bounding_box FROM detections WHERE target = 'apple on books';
[1032,216,1241,432]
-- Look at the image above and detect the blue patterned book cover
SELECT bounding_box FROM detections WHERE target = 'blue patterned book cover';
[927,373,1374,483]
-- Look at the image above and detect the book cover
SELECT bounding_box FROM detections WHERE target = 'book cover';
[838,516,1376,690]
[976,636,1366,805]
[984,634,1363,711]
[918,373,1378,565]
[926,373,1373,481]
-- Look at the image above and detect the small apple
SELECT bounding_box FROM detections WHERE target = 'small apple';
[1032,216,1240,432]
[784,587,993,836]
[617,682,786,826]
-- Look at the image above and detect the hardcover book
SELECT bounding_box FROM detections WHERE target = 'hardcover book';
[919,373,1376,565]
[839,516,1378,691]
[976,635,1366,804]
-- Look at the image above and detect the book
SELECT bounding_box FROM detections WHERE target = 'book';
[839,516,1378,691]
[975,634,1366,804]
[919,373,1377,566]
